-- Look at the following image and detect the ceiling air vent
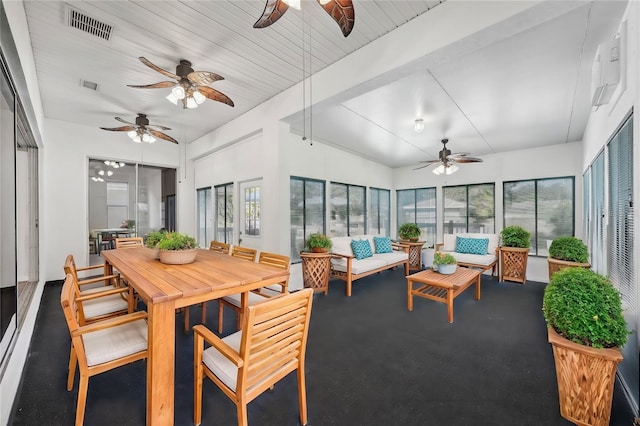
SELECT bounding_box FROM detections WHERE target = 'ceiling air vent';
[66,7,112,41]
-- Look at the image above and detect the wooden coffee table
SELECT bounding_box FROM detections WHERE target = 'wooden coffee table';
[407,267,481,323]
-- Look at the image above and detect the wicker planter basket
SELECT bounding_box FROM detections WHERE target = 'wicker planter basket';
[159,249,198,265]
[499,246,529,284]
[547,327,623,426]
[300,252,332,294]
[547,257,590,282]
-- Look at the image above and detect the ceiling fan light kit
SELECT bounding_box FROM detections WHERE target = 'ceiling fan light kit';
[100,113,178,144]
[432,163,459,175]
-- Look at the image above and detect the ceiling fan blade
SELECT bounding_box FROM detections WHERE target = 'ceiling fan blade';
[454,157,483,163]
[419,159,441,164]
[317,0,355,37]
[197,86,235,107]
[114,117,136,126]
[146,124,172,131]
[412,164,430,170]
[138,57,180,81]
[127,81,177,89]
[100,126,136,132]
[149,130,178,144]
[188,71,224,86]
[449,152,471,157]
[253,0,289,29]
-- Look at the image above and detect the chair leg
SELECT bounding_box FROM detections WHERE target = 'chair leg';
[218,300,224,334]
[237,401,249,426]
[67,344,77,391]
[200,302,207,324]
[76,374,89,426]
[193,333,204,426]
[184,307,190,334]
[297,367,308,426]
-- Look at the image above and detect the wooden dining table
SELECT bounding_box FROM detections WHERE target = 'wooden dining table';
[101,247,290,426]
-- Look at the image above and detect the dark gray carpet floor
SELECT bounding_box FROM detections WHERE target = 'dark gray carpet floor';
[9,269,638,425]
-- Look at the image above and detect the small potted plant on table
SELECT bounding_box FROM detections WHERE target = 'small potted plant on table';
[306,233,332,253]
[156,231,198,265]
[433,252,457,274]
[543,267,628,426]
[547,236,590,281]
[499,225,530,284]
[398,223,421,242]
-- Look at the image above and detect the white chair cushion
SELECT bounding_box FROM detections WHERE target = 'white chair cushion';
[82,293,128,318]
[222,292,269,308]
[373,251,408,266]
[444,251,497,266]
[202,331,242,391]
[83,318,147,366]
[331,258,387,274]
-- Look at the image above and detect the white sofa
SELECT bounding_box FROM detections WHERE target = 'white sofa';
[330,235,409,296]
[435,233,499,275]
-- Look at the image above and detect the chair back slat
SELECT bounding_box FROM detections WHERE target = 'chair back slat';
[238,289,313,394]
[60,274,88,366]
[114,237,143,249]
[209,240,231,254]
[231,246,257,262]
[64,254,79,281]
[258,251,290,271]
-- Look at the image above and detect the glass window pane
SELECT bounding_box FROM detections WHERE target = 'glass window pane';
[330,183,348,237]
[348,185,366,236]
[290,177,326,261]
[443,186,467,234]
[416,188,436,246]
[469,184,495,233]
[537,178,573,255]
[215,183,233,243]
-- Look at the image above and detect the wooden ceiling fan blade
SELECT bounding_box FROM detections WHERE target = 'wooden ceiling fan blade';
[114,117,136,125]
[318,0,355,37]
[454,157,483,163]
[100,126,136,132]
[188,71,224,86]
[412,164,430,170]
[419,159,440,164]
[146,124,172,131]
[149,130,178,144]
[138,57,180,80]
[197,86,235,107]
[253,0,289,28]
[127,81,177,89]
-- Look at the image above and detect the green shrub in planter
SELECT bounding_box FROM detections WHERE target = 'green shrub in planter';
[433,252,456,265]
[398,223,421,240]
[548,236,589,263]
[156,232,197,251]
[145,230,167,248]
[306,233,332,252]
[500,225,531,248]
[543,267,628,348]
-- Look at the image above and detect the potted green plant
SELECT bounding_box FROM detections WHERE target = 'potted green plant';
[398,223,421,242]
[499,225,531,284]
[542,267,628,426]
[432,251,457,274]
[156,231,198,264]
[305,233,332,253]
[145,230,167,249]
[547,236,590,281]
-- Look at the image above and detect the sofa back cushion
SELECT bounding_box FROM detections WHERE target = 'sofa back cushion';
[351,239,373,260]
[455,236,489,255]
[373,236,393,254]
[443,233,499,254]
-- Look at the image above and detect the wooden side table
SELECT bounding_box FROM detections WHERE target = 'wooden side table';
[402,241,426,272]
[300,252,332,294]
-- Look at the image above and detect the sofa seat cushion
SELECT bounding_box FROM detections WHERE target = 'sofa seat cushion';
[443,251,497,266]
[331,257,388,274]
[374,251,408,266]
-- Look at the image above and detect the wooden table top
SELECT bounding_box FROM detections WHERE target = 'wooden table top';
[102,247,289,306]
[406,267,480,288]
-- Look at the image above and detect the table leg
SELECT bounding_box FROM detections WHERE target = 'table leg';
[475,274,481,300]
[407,280,413,311]
[447,288,454,323]
[147,301,175,425]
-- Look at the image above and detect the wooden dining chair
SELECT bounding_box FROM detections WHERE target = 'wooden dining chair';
[230,245,257,261]
[193,288,313,426]
[114,236,143,249]
[60,273,148,426]
[256,251,290,296]
[64,254,120,292]
[209,240,231,254]
[218,246,263,333]
[184,240,233,333]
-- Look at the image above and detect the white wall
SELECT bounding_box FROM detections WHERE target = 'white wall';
[41,118,179,282]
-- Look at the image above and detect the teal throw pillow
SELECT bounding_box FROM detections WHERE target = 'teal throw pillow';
[455,237,489,255]
[373,236,393,254]
[351,239,373,260]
